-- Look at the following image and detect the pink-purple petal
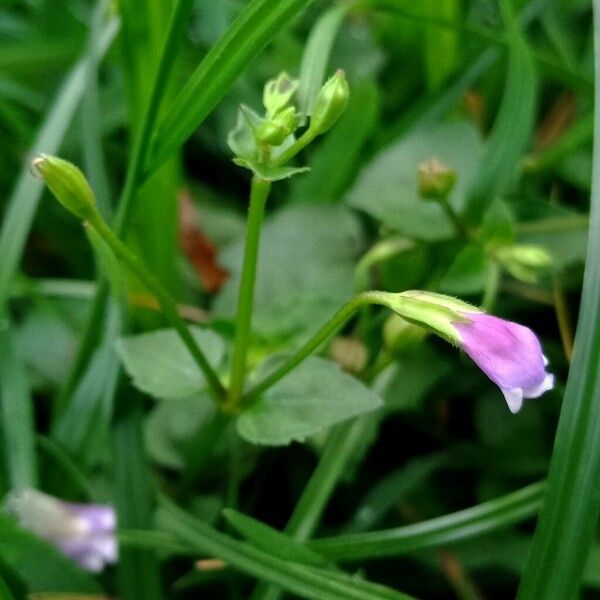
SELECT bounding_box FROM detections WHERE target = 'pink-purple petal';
[454,312,554,412]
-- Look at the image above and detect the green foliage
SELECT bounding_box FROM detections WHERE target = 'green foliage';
[116,327,225,401]
[0,0,596,598]
[237,356,382,445]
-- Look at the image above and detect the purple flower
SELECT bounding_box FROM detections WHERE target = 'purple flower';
[453,312,554,413]
[5,489,117,572]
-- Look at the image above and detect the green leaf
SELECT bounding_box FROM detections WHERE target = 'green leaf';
[148,0,316,171]
[233,157,310,181]
[223,509,329,567]
[145,395,216,470]
[516,5,600,598]
[159,497,416,600]
[347,120,483,241]
[237,356,382,446]
[0,328,38,489]
[0,514,101,593]
[439,243,487,295]
[310,481,543,561]
[116,327,225,401]
[215,204,363,342]
[296,4,349,120]
[466,0,537,222]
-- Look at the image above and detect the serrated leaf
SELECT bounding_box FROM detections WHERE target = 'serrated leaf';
[237,356,382,446]
[116,327,225,401]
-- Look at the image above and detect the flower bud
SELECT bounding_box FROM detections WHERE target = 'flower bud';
[382,314,427,355]
[329,336,367,373]
[495,244,552,282]
[263,72,298,118]
[309,69,349,136]
[31,154,97,221]
[418,158,457,200]
[256,106,297,146]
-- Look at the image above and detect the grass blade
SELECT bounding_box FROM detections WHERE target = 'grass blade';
[516,3,600,597]
[0,328,37,490]
[310,482,543,561]
[465,0,537,223]
[147,0,316,172]
[0,19,119,318]
[159,497,416,600]
[296,3,349,120]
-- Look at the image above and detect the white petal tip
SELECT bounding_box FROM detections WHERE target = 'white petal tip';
[501,387,524,413]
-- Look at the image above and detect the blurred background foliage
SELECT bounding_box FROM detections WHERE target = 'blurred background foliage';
[0,0,597,599]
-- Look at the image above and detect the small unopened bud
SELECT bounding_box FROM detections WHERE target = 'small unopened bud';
[263,72,298,117]
[329,336,367,374]
[495,244,553,283]
[31,154,97,220]
[418,158,457,200]
[309,70,349,136]
[256,106,297,146]
[383,314,427,355]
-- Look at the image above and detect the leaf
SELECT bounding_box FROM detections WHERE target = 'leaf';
[214,204,363,342]
[116,327,225,401]
[223,509,329,567]
[145,395,215,470]
[232,157,310,181]
[439,243,488,295]
[296,4,349,119]
[465,0,537,222]
[159,497,416,600]
[180,191,229,293]
[237,356,382,446]
[0,328,38,489]
[347,121,483,241]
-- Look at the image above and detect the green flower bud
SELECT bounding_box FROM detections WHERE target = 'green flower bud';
[263,72,298,118]
[31,154,97,221]
[256,106,297,146]
[309,69,349,136]
[495,244,553,283]
[418,158,457,200]
[382,314,428,355]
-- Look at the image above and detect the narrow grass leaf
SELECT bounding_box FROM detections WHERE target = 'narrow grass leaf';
[517,4,600,597]
[466,0,537,223]
[310,481,543,561]
[0,20,118,317]
[0,328,37,489]
[159,497,416,600]
[296,3,349,120]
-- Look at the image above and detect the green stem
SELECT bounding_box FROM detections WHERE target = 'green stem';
[241,291,384,405]
[226,176,271,407]
[272,128,318,167]
[86,213,225,403]
[440,197,470,240]
[57,0,196,417]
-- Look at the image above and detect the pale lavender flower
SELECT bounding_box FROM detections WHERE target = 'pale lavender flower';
[5,489,117,572]
[453,312,554,413]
